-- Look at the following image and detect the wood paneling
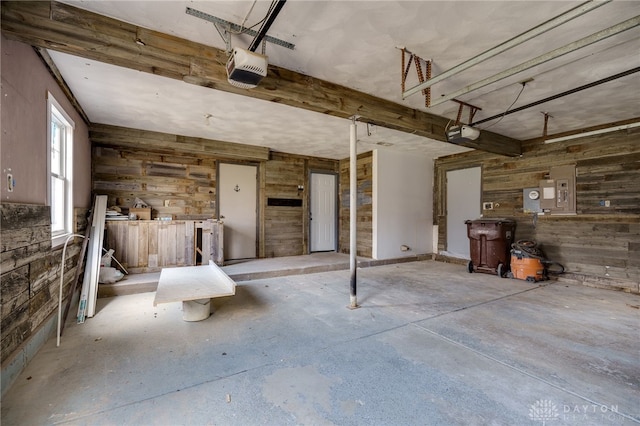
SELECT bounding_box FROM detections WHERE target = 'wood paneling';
[1,1,521,157]
[92,128,220,220]
[339,152,374,258]
[93,126,339,260]
[434,129,640,293]
[91,124,269,161]
[104,220,223,273]
[1,203,85,363]
[263,152,338,257]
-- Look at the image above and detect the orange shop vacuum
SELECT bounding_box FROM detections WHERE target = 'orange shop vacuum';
[507,240,564,282]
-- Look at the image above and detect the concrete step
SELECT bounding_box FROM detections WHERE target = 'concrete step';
[98,254,432,297]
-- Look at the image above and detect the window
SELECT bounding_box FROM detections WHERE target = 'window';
[48,93,74,247]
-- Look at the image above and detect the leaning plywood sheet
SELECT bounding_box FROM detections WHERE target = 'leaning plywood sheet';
[153,261,236,306]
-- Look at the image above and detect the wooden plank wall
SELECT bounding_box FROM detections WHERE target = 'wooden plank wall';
[91,124,270,220]
[263,152,339,257]
[339,152,374,257]
[104,220,224,272]
[1,203,86,364]
[434,129,640,292]
[93,146,218,220]
[198,220,224,266]
[93,124,339,260]
[264,153,305,258]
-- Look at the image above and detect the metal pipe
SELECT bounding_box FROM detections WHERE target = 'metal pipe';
[403,0,610,99]
[431,15,640,107]
[57,234,86,347]
[472,66,640,126]
[349,118,358,309]
[248,0,287,52]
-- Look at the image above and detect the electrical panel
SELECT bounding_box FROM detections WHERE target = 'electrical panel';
[538,165,576,215]
[556,178,570,209]
[523,187,542,213]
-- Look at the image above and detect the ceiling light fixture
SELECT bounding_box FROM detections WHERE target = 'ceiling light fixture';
[544,121,640,144]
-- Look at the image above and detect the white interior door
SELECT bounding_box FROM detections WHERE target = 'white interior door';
[446,167,481,259]
[310,172,337,252]
[219,163,257,260]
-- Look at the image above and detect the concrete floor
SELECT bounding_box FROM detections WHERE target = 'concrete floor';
[2,259,639,425]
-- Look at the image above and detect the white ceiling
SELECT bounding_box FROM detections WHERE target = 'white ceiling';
[50,0,640,160]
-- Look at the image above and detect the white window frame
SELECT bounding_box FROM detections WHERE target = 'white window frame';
[47,93,75,248]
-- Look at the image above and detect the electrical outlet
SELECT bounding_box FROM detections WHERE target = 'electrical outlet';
[7,173,14,192]
[483,202,493,210]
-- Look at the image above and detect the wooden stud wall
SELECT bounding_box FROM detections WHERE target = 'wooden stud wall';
[434,129,640,292]
[1,204,86,363]
[339,152,374,258]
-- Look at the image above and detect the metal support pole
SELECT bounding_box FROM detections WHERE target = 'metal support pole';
[349,117,359,309]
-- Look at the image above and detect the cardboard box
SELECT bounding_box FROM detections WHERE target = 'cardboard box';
[130,207,151,220]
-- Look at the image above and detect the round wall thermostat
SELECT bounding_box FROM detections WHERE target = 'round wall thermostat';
[528,190,540,200]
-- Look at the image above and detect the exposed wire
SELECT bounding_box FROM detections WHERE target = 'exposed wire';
[480,82,527,130]
[230,0,277,35]
[444,119,452,133]
[248,0,279,51]
[239,0,258,30]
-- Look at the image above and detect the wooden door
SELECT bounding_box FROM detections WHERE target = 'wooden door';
[219,163,257,260]
[310,172,337,252]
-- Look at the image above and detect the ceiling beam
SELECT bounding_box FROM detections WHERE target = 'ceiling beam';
[1,1,522,157]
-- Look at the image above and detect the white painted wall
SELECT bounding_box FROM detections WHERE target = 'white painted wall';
[373,149,433,259]
[1,36,91,207]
